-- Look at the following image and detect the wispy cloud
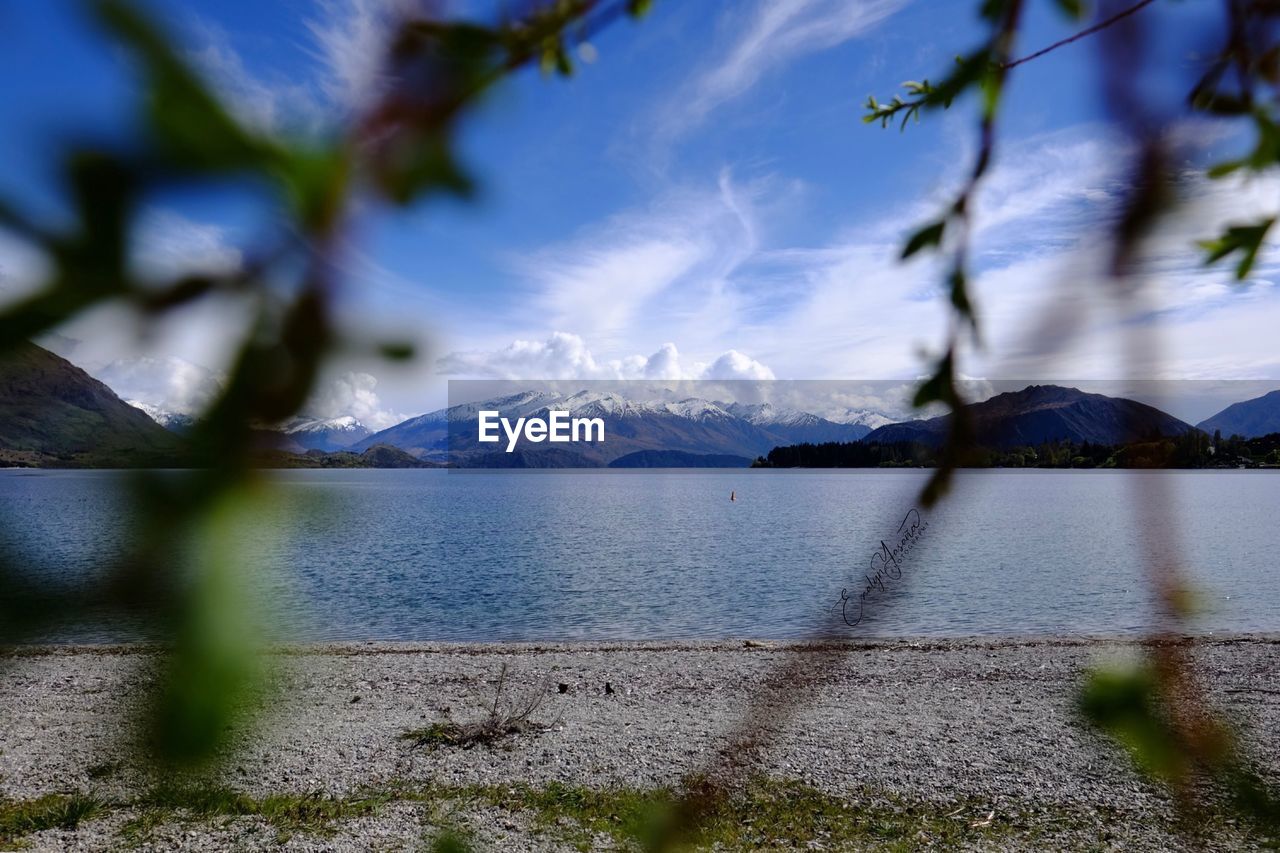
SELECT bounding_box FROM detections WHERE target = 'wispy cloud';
[304,0,414,111]
[509,169,775,354]
[185,18,326,132]
[453,122,1280,386]
[651,0,906,153]
[132,209,243,283]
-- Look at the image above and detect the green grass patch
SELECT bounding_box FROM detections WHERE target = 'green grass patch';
[479,781,675,850]
[468,778,1043,851]
[0,793,106,846]
[0,776,1242,850]
[119,782,396,843]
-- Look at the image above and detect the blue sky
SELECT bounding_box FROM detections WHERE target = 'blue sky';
[1,0,1277,426]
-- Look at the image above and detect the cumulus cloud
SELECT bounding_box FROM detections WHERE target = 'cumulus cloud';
[305,371,407,430]
[92,357,408,429]
[702,350,775,380]
[95,356,225,415]
[436,332,775,382]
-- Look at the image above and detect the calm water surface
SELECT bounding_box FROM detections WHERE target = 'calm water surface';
[1,469,1276,642]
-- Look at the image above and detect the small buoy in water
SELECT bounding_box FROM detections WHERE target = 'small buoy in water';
[730,490,736,502]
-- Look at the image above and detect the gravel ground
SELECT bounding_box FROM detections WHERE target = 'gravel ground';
[2,636,1278,851]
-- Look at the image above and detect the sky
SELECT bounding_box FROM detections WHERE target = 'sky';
[1,0,1278,428]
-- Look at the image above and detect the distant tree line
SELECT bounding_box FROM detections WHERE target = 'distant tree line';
[756,430,1280,470]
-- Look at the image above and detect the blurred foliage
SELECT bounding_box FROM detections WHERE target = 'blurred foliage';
[864,0,1028,507]
[1190,2,1280,280]
[1,0,1278,846]
[0,0,649,768]
[868,0,1280,841]
[1082,662,1280,839]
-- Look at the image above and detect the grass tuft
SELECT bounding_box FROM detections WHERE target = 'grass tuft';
[119,782,393,843]
[0,793,107,845]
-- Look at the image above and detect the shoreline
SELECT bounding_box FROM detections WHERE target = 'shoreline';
[6,631,1280,655]
[4,635,1279,850]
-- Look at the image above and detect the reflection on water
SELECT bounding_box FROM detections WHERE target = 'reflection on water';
[2,468,1276,642]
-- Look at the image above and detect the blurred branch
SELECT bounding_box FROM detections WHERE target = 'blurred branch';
[0,0,648,767]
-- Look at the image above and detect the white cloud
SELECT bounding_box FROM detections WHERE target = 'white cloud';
[509,170,780,355]
[436,332,775,383]
[186,23,323,132]
[306,370,407,430]
[133,210,243,283]
[305,0,451,111]
[703,350,775,380]
[185,0,431,131]
[0,232,50,307]
[305,0,402,110]
[475,122,1280,388]
[95,355,225,415]
[654,0,905,146]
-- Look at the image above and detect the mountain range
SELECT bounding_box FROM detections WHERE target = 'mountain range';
[863,384,1195,449]
[350,390,877,466]
[1196,390,1280,439]
[6,341,1280,468]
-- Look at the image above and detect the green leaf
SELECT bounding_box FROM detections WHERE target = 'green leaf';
[912,349,955,409]
[627,0,654,18]
[276,144,350,234]
[372,132,475,205]
[1079,666,1187,782]
[949,267,978,334]
[901,220,946,259]
[1199,217,1275,280]
[379,341,415,361]
[979,0,1011,22]
[1053,0,1085,20]
[149,488,268,765]
[1206,159,1246,179]
[927,50,993,109]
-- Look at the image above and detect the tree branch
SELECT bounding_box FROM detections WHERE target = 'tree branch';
[1002,0,1157,70]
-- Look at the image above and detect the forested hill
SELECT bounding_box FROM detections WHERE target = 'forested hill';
[0,342,183,467]
[757,431,1280,469]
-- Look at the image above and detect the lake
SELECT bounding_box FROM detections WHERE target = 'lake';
[1,468,1276,642]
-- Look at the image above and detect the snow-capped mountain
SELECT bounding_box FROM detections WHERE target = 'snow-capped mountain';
[723,401,873,444]
[726,402,825,427]
[278,414,371,452]
[435,390,564,423]
[128,400,196,433]
[355,390,875,465]
[662,398,734,421]
[828,409,899,431]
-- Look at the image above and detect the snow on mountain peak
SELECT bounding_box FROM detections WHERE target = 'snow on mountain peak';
[128,400,194,429]
[724,401,818,427]
[662,398,731,420]
[285,415,368,435]
[829,409,898,430]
